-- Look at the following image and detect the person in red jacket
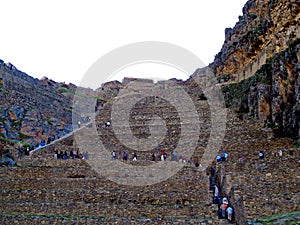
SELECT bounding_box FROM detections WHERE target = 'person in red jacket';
[161,150,165,161]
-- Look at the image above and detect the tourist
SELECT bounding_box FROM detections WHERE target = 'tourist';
[57,150,62,159]
[63,151,68,160]
[75,150,80,159]
[213,184,220,204]
[220,202,228,218]
[226,204,233,222]
[214,185,219,197]
[26,147,30,156]
[221,152,226,161]
[54,150,58,159]
[105,121,111,128]
[151,153,155,161]
[122,151,128,161]
[225,152,228,160]
[132,152,137,161]
[278,149,283,157]
[222,197,228,204]
[216,155,221,162]
[161,150,165,161]
[70,150,74,159]
[259,150,264,159]
[111,150,116,160]
[38,142,43,148]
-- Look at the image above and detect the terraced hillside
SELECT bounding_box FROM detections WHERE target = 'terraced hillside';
[1,76,299,225]
[0,0,299,224]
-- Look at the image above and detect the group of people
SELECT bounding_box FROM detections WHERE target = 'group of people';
[110,149,190,163]
[157,150,188,163]
[213,189,234,222]
[111,150,137,161]
[215,152,228,162]
[215,149,291,164]
[259,148,297,159]
[218,195,234,222]
[208,166,234,223]
[17,146,31,159]
[215,150,281,162]
[54,149,88,160]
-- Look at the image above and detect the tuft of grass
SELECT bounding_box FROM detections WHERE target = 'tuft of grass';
[57,87,107,102]
[18,132,30,140]
[255,211,300,224]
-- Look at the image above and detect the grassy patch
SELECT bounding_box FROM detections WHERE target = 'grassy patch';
[57,87,107,102]
[0,135,30,147]
[18,132,30,140]
[255,211,300,224]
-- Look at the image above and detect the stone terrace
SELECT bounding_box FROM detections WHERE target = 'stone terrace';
[0,79,299,224]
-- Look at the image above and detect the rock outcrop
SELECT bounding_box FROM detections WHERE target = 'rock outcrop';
[212,0,299,79]
[0,60,76,149]
[212,0,300,139]
[221,40,300,138]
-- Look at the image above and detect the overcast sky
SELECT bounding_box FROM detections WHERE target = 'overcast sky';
[0,0,247,88]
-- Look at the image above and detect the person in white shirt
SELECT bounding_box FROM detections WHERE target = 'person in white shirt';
[214,185,219,197]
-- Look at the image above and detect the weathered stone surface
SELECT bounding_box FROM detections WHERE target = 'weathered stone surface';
[212,0,299,79]
[0,62,100,149]
[257,84,271,125]
[221,40,300,138]
[210,0,299,139]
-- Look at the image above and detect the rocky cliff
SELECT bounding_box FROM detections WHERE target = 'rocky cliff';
[212,0,300,139]
[212,0,299,79]
[0,60,76,149]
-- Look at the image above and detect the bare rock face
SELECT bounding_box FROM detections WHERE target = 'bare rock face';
[212,0,299,79]
[221,40,300,138]
[257,84,271,125]
[0,62,75,148]
[214,0,299,139]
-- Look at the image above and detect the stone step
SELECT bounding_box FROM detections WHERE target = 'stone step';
[0,167,209,192]
[0,188,211,206]
[0,202,217,222]
[0,213,228,225]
